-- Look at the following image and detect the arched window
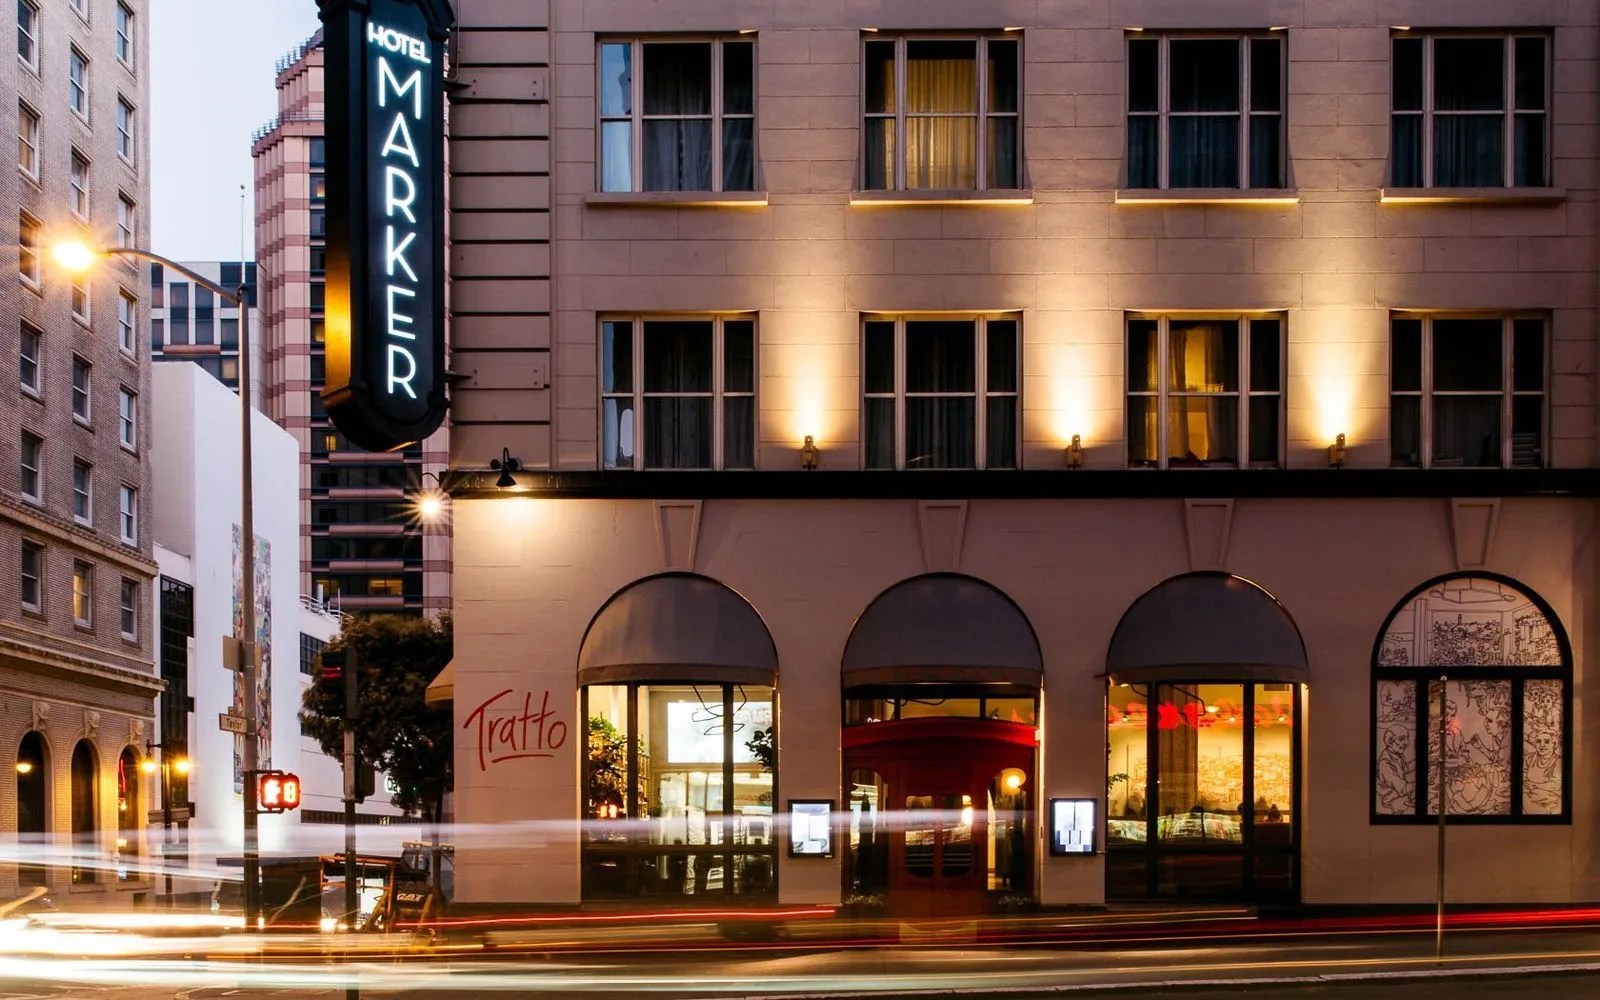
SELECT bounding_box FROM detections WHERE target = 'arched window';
[70,739,98,885]
[1372,574,1571,823]
[117,747,141,881]
[15,732,48,886]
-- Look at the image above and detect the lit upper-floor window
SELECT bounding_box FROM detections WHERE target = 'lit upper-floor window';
[1127,34,1285,190]
[599,39,756,194]
[72,561,92,627]
[1390,314,1546,469]
[17,0,38,72]
[1391,34,1549,188]
[1127,315,1284,469]
[863,36,1021,192]
[69,46,88,119]
[115,2,133,65]
[601,316,755,470]
[863,315,1019,470]
[18,100,38,179]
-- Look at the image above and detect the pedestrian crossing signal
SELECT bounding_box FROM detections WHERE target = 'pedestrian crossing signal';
[257,771,302,813]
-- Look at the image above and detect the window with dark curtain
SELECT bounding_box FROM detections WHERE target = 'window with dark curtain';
[1389,315,1546,469]
[643,321,714,468]
[1391,34,1547,189]
[721,42,755,191]
[604,318,755,470]
[864,317,1018,470]
[643,44,713,192]
[1126,35,1283,190]
[604,39,754,193]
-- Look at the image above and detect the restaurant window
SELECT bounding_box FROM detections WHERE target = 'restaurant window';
[1127,315,1283,468]
[601,316,755,470]
[599,38,755,193]
[863,35,1020,191]
[1392,34,1548,188]
[1127,34,1284,189]
[1390,314,1545,469]
[1373,574,1570,823]
[1107,681,1299,901]
[583,682,776,900]
[863,315,1019,470]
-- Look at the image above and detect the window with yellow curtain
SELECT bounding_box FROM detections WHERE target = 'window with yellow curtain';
[863,35,1020,191]
[1127,315,1283,468]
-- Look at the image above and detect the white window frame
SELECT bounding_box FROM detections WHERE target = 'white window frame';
[115,2,132,66]
[71,355,91,423]
[860,313,1021,471]
[117,387,135,450]
[71,271,90,325]
[118,484,136,544]
[599,315,757,471]
[69,46,88,120]
[19,322,41,397]
[1126,33,1286,190]
[20,540,43,613]
[117,193,136,250]
[1391,32,1551,190]
[18,100,39,180]
[17,0,38,73]
[68,0,87,21]
[117,288,136,354]
[1389,313,1548,469]
[119,577,136,638]
[69,148,89,219]
[596,37,758,194]
[1125,313,1286,470]
[72,459,93,525]
[18,211,40,287]
[72,561,92,627]
[860,34,1023,193]
[19,431,42,503]
[115,97,134,163]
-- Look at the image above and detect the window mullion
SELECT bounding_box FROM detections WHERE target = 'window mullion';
[1422,38,1434,187]
[1237,317,1248,468]
[711,42,724,193]
[1239,40,1250,188]
[975,318,987,468]
[713,318,725,470]
[1504,39,1515,187]
[1157,317,1169,468]
[896,40,908,191]
[633,320,645,470]
[631,42,646,192]
[896,320,907,469]
[1420,317,1433,467]
[1502,318,1515,468]
[1158,39,1170,189]
[976,38,988,192]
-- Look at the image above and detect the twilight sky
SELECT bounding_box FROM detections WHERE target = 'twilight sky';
[150,0,321,261]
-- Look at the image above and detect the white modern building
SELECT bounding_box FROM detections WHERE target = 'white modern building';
[148,363,406,895]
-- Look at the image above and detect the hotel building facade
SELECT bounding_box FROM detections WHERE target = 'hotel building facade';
[435,0,1600,912]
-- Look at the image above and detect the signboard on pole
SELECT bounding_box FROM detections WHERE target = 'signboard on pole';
[318,0,454,452]
[219,712,247,735]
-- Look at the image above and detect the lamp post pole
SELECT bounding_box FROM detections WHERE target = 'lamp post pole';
[94,249,260,926]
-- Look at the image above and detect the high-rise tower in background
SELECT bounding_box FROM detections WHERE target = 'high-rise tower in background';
[251,31,449,617]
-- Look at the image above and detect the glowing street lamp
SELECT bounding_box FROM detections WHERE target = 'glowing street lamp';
[54,238,266,923]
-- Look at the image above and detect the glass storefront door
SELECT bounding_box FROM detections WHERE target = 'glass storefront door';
[1107,682,1300,903]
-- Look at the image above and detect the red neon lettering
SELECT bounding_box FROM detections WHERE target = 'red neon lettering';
[463,688,570,772]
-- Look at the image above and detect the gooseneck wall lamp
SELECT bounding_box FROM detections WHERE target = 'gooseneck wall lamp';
[491,448,523,489]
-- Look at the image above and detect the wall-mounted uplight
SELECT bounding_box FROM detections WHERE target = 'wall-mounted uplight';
[490,448,523,489]
[1065,434,1083,469]
[1328,433,1347,468]
[800,435,819,471]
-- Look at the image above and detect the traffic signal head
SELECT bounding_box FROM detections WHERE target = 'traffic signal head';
[257,771,303,813]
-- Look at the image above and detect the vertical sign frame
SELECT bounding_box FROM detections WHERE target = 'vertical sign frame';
[318,0,454,452]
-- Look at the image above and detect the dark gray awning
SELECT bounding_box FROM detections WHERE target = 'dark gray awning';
[577,574,778,687]
[1107,573,1308,685]
[843,574,1043,687]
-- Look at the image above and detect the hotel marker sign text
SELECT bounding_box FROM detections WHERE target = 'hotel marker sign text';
[318,0,453,452]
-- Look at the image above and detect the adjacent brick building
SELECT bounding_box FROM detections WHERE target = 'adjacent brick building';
[2,0,160,901]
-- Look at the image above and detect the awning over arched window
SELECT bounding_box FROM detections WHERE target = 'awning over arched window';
[1107,572,1308,685]
[843,574,1043,688]
[577,573,778,687]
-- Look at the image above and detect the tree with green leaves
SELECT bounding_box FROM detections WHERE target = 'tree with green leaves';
[300,614,453,888]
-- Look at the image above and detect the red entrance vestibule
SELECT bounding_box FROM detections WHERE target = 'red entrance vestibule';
[844,717,1035,917]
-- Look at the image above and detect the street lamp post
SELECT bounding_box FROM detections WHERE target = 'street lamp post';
[55,242,263,927]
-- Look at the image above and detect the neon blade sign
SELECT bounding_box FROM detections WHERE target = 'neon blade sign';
[319,0,452,452]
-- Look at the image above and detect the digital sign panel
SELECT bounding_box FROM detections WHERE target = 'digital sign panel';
[318,0,453,452]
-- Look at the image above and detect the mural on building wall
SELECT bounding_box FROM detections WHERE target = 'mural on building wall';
[1374,575,1567,820]
[232,526,272,792]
